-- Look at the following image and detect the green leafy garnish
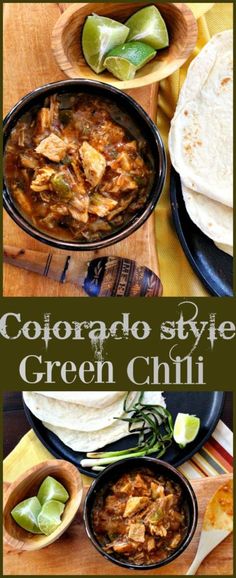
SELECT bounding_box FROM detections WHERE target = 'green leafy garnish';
[80,393,174,470]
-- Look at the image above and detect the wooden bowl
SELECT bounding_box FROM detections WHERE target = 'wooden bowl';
[3,460,83,551]
[52,2,198,90]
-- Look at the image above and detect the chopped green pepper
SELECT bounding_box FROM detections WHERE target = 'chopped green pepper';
[147,509,163,524]
[134,175,146,186]
[59,110,73,125]
[51,174,73,199]
[61,155,72,165]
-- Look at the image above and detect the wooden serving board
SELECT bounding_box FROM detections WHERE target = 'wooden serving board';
[3,2,159,297]
[4,474,233,575]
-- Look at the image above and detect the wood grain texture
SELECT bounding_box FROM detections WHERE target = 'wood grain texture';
[3,460,83,552]
[51,2,197,89]
[3,3,161,297]
[3,474,233,575]
[3,245,163,296]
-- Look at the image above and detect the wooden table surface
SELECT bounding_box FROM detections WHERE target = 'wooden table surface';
[3,391,233,458]
[3,2,160,297]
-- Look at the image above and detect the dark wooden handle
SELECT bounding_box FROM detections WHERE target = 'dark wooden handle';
[3,245,86,285]
[3,246,162,297]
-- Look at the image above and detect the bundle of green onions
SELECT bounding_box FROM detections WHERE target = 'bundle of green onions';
[80,392,174,472]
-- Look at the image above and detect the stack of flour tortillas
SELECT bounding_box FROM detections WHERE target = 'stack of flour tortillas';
[23,391,166,452]
[169,30,233,257]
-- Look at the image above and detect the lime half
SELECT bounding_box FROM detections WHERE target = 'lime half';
[173,413,200,448]
[104,41,156,80]
[37,500,65,536]
[37,476,69,505]
[82,14,129,73]
[11,497,42,534]
[125,5,169,50]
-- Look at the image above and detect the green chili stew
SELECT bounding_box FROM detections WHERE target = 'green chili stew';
[4,94,152,242]
[92,468,188,565]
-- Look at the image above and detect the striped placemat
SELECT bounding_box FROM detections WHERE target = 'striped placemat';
[179,420,233,479]
[4,420,233,485]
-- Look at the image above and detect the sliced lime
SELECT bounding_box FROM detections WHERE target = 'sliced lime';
[104,56,136,80]
[37,500,65,536]
[125,6,169,50]
[82,14,129,73]
[173,413,200,448]
[37,476,69,505]
[104,41,156,80]
[11,497,42,534]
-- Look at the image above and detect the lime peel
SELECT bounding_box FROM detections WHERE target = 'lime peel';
[104,41,156,81]
[173,413,200,448]
[11,497,42,534]
[82,14,129,73]
[37,475,69,505]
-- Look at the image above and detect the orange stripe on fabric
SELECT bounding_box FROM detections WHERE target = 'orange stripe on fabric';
[204,441,233,473]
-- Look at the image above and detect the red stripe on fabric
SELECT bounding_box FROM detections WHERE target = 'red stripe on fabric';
[183,460,205,477]
[208,436,233,467]
[203,441,233,473]
[205,441,233,470]
[190,456,209,477]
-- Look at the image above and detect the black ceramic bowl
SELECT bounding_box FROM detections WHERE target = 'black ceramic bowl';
[84,457,198,570]
[3,79,166,251]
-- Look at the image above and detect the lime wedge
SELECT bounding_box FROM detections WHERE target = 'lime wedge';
[82,14,129,73]
[104,41,156,80]
[37,476,69,505]
[11,497,42,534]
[173,413,200,448]
[125,5,169,50]
[104,56,136,80]
[37,500,65,536]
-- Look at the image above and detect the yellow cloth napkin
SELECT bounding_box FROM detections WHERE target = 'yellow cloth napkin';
[156,3,233,296]
[3,430,91,486]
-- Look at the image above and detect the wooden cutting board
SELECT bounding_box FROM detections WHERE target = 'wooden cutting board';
[3,474,233,575]
[3,2,159,297]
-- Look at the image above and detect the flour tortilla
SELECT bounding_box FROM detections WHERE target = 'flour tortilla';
[169,30,233,207]
[34,391,126,408]
[43,419,133,452]
[142,391,166,408]
[176,31,232,110]
[214,242,233,257]
[181,182,233,251]
[42,391,166,452]
[23,391,138,432]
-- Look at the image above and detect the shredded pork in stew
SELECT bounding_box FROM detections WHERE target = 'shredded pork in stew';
[92,469,187,565]
[4,94,152,241]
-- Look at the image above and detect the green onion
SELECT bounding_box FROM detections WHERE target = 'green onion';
[87,444,143,459]
[82,394,174,470]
